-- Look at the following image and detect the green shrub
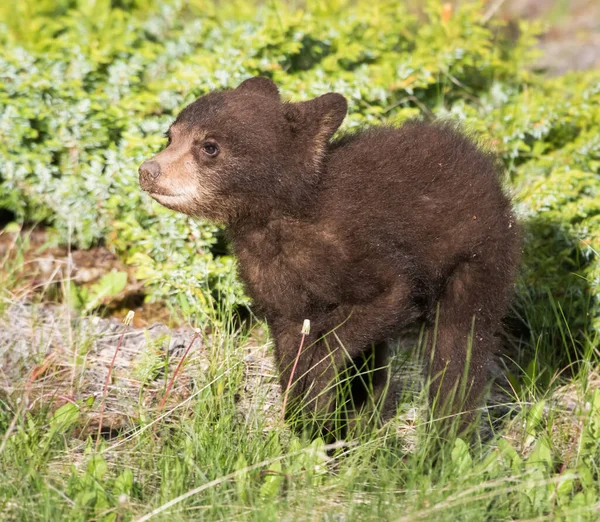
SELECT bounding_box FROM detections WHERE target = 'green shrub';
[0,0,598,343]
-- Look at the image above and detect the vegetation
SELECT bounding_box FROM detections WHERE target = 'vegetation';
[1,0,599,520]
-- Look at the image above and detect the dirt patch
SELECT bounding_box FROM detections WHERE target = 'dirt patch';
[0,227,173,327]
[0,302,426,444]
[0,302,202,436]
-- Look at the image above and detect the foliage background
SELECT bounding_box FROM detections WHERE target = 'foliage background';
[1,0,599,338]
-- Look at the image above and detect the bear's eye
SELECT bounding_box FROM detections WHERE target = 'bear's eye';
[202,142,219,157]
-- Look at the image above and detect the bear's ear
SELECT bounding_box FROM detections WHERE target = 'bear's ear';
[284,93,347,152]
[237,77,280,99]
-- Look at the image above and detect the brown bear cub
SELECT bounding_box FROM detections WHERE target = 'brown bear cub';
[139,77,520,436]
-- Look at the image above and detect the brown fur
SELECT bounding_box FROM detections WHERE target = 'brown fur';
[139,77,521,435]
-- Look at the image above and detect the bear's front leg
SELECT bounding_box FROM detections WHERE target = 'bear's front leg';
[270,316,366,439]
[270,279,419,438]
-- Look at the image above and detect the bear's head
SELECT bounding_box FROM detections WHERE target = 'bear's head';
[139,77,347,223]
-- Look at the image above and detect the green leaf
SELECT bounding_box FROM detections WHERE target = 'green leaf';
[259,461,284,499]
[526,437,552,471]
[525,400,546,436]
[48,402,80,437]
[87,454,108,481]
[113,468,134,495]
[497,438,523,473]
[235,454,250,502]
[451,437,472,475]
[84,271,128,310]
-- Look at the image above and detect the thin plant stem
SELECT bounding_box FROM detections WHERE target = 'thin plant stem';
[281,319,311,422]
[153,330,201,433]
[95,311,134,450]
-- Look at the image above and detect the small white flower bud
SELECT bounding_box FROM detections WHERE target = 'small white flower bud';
[301,319,311,335]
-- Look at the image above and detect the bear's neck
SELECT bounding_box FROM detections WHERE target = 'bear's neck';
[228,205,311,242]
[228,173,322,232]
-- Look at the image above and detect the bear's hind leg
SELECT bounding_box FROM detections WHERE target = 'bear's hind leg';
[427,258,513,430]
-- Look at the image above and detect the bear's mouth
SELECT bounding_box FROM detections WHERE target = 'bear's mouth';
[148,192,193,207]
[149,191,182,198]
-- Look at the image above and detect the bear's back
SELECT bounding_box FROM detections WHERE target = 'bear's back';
[320,121,516,271]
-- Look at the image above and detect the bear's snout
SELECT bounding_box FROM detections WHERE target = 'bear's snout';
[138,160,162,191]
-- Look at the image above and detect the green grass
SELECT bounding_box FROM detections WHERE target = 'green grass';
[1,238,600,521]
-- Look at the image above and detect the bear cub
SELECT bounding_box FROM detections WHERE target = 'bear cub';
[139,77,520,436]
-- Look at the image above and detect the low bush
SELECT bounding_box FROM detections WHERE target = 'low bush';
[0,0,598,342]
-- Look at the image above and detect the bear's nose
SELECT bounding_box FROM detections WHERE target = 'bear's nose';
[138,160,162,189]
